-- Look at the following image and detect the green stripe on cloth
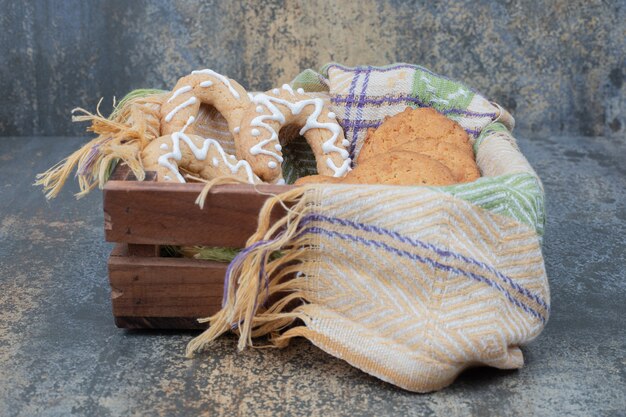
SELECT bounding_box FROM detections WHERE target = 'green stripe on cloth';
[411,69,474,111]
[292,69,329,92]
[441,173,545,237]
[474,121,511,150]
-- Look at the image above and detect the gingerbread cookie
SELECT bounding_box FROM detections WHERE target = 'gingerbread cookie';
[356,107,473,164]
[407,145,479,183]
[160,69,251,139]
[378,139,480,183]
[295,152,456,186]
[141,133,261,184]
[236,85,351,184]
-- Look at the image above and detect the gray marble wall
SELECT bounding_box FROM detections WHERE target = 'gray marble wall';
[1,0,624,138]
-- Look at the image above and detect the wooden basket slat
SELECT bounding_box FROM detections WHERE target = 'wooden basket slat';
[109,243,227,327]
[104,164,294,329]
[104,180,292,247]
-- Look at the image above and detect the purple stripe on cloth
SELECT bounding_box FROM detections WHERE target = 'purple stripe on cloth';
[77,146,100,176]
[223,239,270,308]
[343,69,361,115]
[337,69,362,161]
[331,95,497,119]
[302,226,547,323]
[350,69,372,158]
[224,238,280,330]
[300,214,550,314]
[77,138,112,176]
[340,119,382,130]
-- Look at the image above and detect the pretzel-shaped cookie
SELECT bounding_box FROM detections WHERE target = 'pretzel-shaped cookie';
[160,69,251,138]
[141,132,261,184]
[236,85,352,184]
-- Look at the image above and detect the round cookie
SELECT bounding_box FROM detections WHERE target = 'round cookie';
[407,147,479,183]
[236,85,351,184]
[380,140,480,183]
[345,151,456,186]
[141,133,262,184]
[356,107,473,164]
[295,152,456,187]
[160,69,251,138]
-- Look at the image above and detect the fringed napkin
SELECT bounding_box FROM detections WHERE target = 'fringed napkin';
[187,63,549,392]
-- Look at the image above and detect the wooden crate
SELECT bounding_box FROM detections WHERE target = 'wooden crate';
[104,166,291,329]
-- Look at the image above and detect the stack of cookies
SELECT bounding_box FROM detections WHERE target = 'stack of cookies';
[296,107,480,186]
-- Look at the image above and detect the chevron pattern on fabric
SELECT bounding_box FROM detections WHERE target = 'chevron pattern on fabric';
[186,184,549,392]
[186,63,549,393]
[298,185,548,392]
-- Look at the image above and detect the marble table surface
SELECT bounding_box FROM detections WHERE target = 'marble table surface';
[0,135,624,416]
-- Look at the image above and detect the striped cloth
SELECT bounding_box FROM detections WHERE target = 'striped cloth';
[189,63,549,392]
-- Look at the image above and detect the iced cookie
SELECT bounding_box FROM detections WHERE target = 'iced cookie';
[160,69,251,138]
[236,85,351,184]
[141,133,261,184]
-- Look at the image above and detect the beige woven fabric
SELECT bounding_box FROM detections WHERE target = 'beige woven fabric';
[186,64,549,392]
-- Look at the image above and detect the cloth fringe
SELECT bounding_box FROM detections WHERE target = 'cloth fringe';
[186,185,320,357]
[34,90,167,199]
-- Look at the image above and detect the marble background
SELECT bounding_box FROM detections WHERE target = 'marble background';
[1,0,624,138]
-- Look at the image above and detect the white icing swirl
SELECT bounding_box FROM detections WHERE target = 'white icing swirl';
[181,115,195,132]
[191,69,241,99]
[158,132,256,184]
[248,94,351,177]
[167,86,192,103]
[164,97,197,122]
[282,84,295,95]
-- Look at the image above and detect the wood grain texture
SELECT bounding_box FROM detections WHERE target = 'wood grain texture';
[103,180,293,247]
[108,244,226,328]
[104,164,296,328]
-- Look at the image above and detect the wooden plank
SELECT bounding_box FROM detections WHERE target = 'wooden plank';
[110,242,129,257]
[104,181,293,247]
[108,244,227,327]
[108,163,131,181]
[118,165,161,256]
